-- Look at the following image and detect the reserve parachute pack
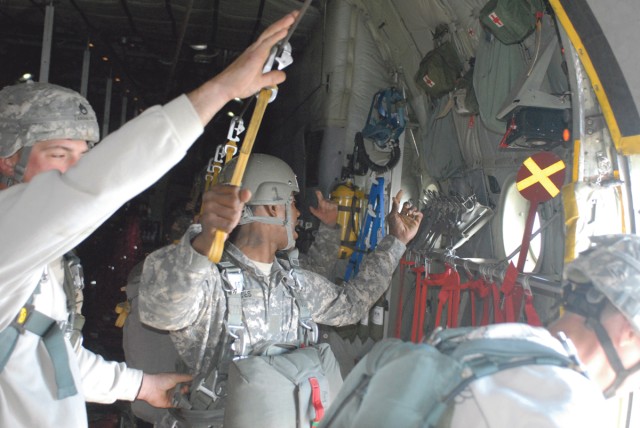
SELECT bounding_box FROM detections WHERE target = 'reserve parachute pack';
[319,325,587,428]
[224,342,342,428]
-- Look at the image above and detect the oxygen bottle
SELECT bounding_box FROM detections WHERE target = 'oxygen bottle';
[330,181,365,259]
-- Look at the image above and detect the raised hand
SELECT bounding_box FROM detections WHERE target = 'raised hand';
[387,190,423,245]
[309,190,338,227]
[187,12,299,125]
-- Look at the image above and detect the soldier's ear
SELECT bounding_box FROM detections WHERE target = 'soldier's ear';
[264,204,279,217]
[0,152,18,176]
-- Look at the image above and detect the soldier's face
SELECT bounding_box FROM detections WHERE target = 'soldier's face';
[22,139,89,182]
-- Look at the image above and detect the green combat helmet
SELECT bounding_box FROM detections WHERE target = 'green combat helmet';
[563,234,640,397]
[0,82,99,184]
[219,153,299,249]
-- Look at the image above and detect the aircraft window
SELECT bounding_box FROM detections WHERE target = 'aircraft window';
[500,180,542,272]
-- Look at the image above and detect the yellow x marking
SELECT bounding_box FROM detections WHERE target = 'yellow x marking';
[517,157,565,197]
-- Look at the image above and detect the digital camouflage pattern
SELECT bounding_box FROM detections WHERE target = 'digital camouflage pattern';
[0,82,99,157]
[298,223,343,279]
[565,234,640,334]
[138,223,405,378]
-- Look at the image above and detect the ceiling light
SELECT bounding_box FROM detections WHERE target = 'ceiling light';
[190,44,208,51]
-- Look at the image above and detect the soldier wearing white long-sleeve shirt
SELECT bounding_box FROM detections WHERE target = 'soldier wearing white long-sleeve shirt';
[0,11,300,427]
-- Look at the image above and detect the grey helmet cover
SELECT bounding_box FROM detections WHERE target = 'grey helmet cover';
[564,234,640,334]
[219,153,299,206]
[0,82,100,158]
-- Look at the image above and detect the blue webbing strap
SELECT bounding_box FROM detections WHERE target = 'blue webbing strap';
[344,177,385,281]
[0,303,77,399]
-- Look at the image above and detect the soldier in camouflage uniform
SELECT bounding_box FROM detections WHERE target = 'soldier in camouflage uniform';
[548,234,640,398]
[138,154,423,425]
[0,12,301,427]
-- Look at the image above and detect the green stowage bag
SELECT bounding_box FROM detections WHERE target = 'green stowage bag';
[479,0,545,45]
[414,41,462,99]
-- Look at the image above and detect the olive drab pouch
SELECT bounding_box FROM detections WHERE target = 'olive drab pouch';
[479,0,545,45]
[453,65,480,116]
[414,41,463,99]
[223,343,343,428]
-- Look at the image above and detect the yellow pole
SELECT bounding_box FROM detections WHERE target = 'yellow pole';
[207,87,274,262]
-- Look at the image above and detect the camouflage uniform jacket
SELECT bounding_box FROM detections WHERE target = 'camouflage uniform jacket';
[138,223,406,375]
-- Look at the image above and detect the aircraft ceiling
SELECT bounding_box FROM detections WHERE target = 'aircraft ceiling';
[0,0,320,108]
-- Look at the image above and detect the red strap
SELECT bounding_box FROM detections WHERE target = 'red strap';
[309,377,325,424]
[435,286,449,328]
[470,279,491,326]
[524,293,542,326]
[411,265,425,343]
[418,276,429,341]
[430,266,460,328]
[467,280,477,327]
[491,282,504,323]
[500,262,518,323]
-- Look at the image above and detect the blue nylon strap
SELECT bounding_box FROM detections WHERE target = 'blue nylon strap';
[344,178,385,281]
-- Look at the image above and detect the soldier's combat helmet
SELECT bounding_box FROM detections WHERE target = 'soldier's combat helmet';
[219,153,299,249]
[0,82,99,183]
[563,234,640,397]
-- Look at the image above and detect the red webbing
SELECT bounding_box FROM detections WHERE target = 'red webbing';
[309,377,325,425]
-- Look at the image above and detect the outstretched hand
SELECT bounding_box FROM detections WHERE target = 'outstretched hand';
[309,190,338,227]
[136,372,193,408]
[187,11,299,125]
[191,184,251,256]
[387,190,423,245]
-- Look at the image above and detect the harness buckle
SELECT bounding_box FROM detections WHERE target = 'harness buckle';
[11,303,34,334]
[229,326,248,357]
[299,318,319,344]
[221,267,244,294]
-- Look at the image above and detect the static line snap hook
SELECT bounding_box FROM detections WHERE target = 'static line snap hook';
[227,117,245,142]
[214,145,227,164]
[207,156,219,173]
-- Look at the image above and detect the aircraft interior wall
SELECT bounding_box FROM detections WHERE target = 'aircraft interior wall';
[273,0,580,335]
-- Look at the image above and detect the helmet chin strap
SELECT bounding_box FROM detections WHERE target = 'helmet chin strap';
[240,200,296,250]
[587,317,640,398]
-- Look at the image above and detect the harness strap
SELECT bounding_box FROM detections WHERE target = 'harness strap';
[0,303,77,399]
[500,263,518,323]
